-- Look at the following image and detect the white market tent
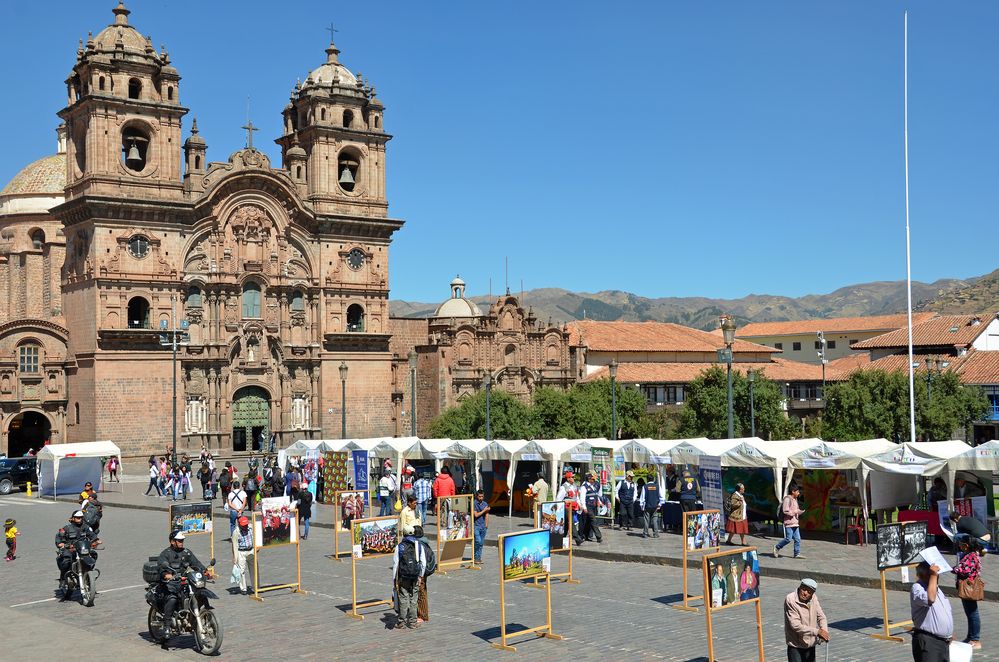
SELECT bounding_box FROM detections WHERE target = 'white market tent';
[785,439,899,519]
[37,440,121,498]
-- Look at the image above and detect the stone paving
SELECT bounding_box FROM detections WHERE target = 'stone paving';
[1,490,996,661]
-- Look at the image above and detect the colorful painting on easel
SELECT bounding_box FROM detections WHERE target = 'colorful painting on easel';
[798,469,859,531]
[501,529,551,581]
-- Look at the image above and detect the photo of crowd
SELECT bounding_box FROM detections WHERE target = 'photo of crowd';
[353,517,399,558]
[876,521,928,570]
[708,549,759,608]
[686,511,721,551]
[169,502,212,534]
[337,491,367,531]
[501,529,551,581]
[258,503,295,547]
[440,495,472,541]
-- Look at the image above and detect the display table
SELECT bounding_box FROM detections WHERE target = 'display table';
[897,509,944,536]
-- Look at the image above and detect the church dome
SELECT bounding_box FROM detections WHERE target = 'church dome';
[92,2,153,57]
[1,154,65,198]
[433,275,482,318]
[302,41,358,90]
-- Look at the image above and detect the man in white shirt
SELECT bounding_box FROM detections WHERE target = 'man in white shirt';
[378,471,397,517]
[910,561,954,662]
[227,480,248,533]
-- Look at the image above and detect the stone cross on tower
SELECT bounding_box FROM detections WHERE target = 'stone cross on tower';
[241,120,258,149]
[326,23,338,41]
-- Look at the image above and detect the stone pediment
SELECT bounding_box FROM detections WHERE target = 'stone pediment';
[203,148,272,184]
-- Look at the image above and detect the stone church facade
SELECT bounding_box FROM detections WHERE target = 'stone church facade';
[0,3,403,456]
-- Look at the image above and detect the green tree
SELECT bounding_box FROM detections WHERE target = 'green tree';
[427,389,538,439]
[678,366,798,440]
[822,369,989,441]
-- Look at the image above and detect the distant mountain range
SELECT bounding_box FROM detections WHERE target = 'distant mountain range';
[391,268,998,330]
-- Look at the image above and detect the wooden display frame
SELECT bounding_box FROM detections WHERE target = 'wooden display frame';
[492,529,564,652]
[532,500,580,586]
[869,564,918,642]
[436,494,480,574]
[671,509,721,613]
[249,509,304,602]
[168,501,215,561]
[346,515,399,620]
[701,546,764,662]
[331,489,369,562]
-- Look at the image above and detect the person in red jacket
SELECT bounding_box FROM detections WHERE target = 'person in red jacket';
[433,466,457,500]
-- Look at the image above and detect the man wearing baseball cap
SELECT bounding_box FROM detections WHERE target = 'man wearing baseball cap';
[784,578,829,662]
[230,515,254,595]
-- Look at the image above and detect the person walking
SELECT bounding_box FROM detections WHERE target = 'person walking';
[107,456,119,483]
[725,483,749,546]
[784,578,829,662]
[227,480,247,533]
[953,535,984,649]
[145,460,161,497]
[910,561,954,662]
[433,466,456,501]
[229,515,254,595]
[378,471,397,517]
[392,524,427,629]
[296,482,314,540]
[217,462,232,503]
[5,518,19,562]
[677,470,700,513]
[616,471,637,531]
[579,470,604,544]
[639,477,661,538]
[774,485,805,559]
[243,471,259,509]
[413,472,432,525]
[473,489,490,563]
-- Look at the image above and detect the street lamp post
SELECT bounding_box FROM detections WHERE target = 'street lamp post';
[482,371,492,441]
[339,361,348,439]
[720,315,737,439]
[748,369,756,438]
[609,360,618,441]
[816,331,828,397]
[924,358,950,405]
[408,351,418,437]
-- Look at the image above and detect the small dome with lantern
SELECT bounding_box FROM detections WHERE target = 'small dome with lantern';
[301,40,358,90]
[433,275,482,319]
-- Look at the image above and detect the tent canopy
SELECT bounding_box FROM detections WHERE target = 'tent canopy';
[37,440,121,498]
[36,440,120,460]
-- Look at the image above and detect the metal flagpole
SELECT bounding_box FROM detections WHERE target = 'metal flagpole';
[903,11,916,444]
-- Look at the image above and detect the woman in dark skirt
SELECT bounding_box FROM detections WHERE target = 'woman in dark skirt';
[725,483,748,545]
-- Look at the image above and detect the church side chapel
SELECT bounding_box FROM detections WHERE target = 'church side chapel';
[0,2,403,454]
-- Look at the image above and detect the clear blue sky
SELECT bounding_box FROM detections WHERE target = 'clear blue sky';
[2,1,997,303]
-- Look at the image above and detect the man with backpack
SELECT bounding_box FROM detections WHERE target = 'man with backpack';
[243,471,259,509]
[392,524,435,629]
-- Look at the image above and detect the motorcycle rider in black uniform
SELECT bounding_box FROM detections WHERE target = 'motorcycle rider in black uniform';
[156,530,211,643]
[55,510,101,599]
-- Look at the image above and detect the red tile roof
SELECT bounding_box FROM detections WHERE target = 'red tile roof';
[737,313,936,338]
[953,351,999,385]
[834,348,999,385]
[568,320,777,354]
[851,315,993,350]
[582,357,826,384]
[824,353,872,379]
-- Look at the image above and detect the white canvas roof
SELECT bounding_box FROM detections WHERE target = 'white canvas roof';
[36,440,120,460]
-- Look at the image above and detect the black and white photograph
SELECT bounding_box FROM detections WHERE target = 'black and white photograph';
[876,523,902,570]
[901,521,928,565]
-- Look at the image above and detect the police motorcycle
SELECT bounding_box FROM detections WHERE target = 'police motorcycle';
[144,557,223,655]
[61,536,101,607]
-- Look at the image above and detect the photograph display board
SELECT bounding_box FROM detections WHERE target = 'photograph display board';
[346,516,398,620]
[170,502,213,533]
[437,495,477,572]
[352,516,399,558]
[876,521,928,570]
[938,497,988,532]
[249,509,303,601]
[672,510,721,614]
[591,446,613,521]
[321,451,350,504]
[536,500,570,552]
[707,548,759,607]
[701,546,764,662]
[686,511,721,551]
[493,528,563,652]
[331,490,369,561]
[501,528,551,581]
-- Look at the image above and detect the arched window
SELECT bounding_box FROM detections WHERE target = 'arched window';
[295,165,302,179]
[30,229,45,250]
[504,344,517,367]
[128,77,142,99]
[186,286,202,308]
[337,150,360,192]
[343,110,353,128]
[374,116,381,129]
[18,344,40,373]
[122,126,150,172]
[167,86,174,101]
[320,108,327,121]
[127,296,150,329]
[98,76,106,91]
[75,402,80,425]
[242,282,262,319]
[346,304,364,332]
[194,155,201,170]
[290,290,305,312]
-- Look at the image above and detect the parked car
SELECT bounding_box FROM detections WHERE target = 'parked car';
[0,457,37,494]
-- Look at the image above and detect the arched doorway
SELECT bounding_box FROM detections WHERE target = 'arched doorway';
[7,411,51,457]
[231,386,269,452]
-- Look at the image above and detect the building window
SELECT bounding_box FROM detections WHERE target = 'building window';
[74,402,80,425]
[122,126,150,172]
[827,340,836,350]
[186,286,202,308]
[774,342,783,350]
[290,290,305,312]
[337,150,360,192]
[98,76,105,91]
[127,235,149,258]
[814,341,822,350]
[167,86,174,101]
[374,116,381,129]
[849,339,858,345]
[242,282,262,319]
[127,297,151,328]
[31,229,45,250]
[792,342,802,351]
[346,304,364,332]
[18,345,40,373]
[343,110,353,128]
[128,77,142,99]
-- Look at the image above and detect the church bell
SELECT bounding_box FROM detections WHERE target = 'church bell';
[338,166,355,185]
[126,141,142,167]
